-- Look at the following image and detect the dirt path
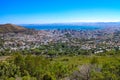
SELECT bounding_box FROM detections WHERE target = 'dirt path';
[0,56,11,61]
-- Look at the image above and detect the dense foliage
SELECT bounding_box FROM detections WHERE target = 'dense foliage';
[0,42,120,80]
[0,52,120,80]
[0,54,77,80]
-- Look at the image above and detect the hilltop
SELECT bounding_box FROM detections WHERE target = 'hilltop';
[0,24,26,33]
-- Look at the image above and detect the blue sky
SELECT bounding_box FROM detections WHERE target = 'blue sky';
[0,0,120,24]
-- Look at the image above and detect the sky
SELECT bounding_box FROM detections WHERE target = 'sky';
[0,0,120,24]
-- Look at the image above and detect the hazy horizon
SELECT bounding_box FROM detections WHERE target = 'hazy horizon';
[2,21,120,25]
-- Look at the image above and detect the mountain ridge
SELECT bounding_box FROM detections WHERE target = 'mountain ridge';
[0,24,26,33]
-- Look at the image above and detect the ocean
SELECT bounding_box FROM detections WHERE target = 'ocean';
[21,24,103,30]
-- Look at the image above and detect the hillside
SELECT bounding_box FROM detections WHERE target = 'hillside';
[0,24,26,33]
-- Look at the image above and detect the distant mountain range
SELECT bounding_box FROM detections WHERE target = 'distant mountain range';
[0,24,26,33]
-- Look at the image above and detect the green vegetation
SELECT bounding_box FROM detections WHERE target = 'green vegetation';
[0,52,120,80]
[1,42,120,80]
[29,42,91,56]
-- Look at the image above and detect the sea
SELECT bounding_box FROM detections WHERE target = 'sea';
[21,24,104,30]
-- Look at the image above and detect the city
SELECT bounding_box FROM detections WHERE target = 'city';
[0,23,120,55]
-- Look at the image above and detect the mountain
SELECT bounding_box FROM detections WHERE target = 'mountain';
[0,24,26,33]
